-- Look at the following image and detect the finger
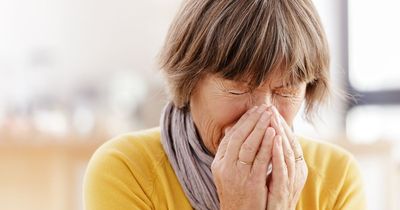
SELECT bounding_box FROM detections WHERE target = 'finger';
[269,107,286,139]
[214,106,258,160]
[272,107,306,202]
[293,162,308,202]
[214,126,233,160]
[238,110,272,165]
[270,111,293,160]
[271,106,295,140]
[225,126,232,134]
[225,106,258,137]
[272,107,308,203]
[251,127,275,179]
[280,128,295,198]
[270,135,288,194]
[271,106,304,160]
[225,105,268,162]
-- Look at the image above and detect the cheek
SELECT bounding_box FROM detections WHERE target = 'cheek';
[275,99,304,126]
[192,93,248,154]
[210,98,247,132]
[274,85,307,126]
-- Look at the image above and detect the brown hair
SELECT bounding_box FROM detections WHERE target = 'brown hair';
[159,0,330,119]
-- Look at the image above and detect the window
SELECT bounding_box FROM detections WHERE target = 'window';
[347,0,400,143]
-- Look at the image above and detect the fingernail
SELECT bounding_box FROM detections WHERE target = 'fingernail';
[249,106,258,113]
[265,110,272,117]
[279,120,284,130]
[272,117,279,128]
[257,105,267,113]
[266,127,275,136]
[272,106,280,116]
[272,113,284,130]
[275,135,282,146]
[260,111,270,122]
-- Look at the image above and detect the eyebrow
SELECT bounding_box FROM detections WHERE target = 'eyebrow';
[272,82,303,89]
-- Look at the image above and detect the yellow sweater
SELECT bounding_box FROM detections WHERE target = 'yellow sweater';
[83,127,366,210]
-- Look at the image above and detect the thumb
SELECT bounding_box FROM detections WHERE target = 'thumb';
[224,126,233,135]
[215,126,233,160]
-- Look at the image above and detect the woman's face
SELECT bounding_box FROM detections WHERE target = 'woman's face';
[190,73,307,155]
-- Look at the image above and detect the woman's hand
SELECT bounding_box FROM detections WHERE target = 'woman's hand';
[211,105,274,210]
[266,106,308,210]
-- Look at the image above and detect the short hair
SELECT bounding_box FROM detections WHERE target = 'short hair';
[159,0,330,119]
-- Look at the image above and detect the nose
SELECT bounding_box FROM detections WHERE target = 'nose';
[250,91,273,108]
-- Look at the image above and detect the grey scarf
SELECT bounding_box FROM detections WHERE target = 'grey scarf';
[160,102,219,210]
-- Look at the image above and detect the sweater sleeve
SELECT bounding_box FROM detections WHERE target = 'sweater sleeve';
[333,155,367,210]
[83,141,154,210]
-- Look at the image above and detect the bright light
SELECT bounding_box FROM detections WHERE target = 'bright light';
[346,106,400,143]
[349,0,400,91]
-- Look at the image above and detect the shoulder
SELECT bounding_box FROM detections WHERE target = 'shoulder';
[86,127,166,176]
[299,136,357,171]
[298,136,366,208]
[86,126,166,178]
[299,136,361,183]
[94,127,164,157]
[93,127,165,163]
[83,127,167,209]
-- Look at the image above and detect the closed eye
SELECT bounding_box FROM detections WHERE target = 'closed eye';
[274,87,301,98]
[276,93,294,98]
[227,90,249,95]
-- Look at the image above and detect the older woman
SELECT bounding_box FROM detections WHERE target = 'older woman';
[84,0,366,209]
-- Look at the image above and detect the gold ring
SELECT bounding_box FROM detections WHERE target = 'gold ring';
[238,160,252,165]
[295,155,304,162]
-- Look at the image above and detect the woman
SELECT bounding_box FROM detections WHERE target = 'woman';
[84,0,366,209]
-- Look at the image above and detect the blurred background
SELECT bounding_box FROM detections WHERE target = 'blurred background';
[0,0,399,209]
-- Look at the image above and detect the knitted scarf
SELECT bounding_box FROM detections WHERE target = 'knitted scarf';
[160,102,219,210]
